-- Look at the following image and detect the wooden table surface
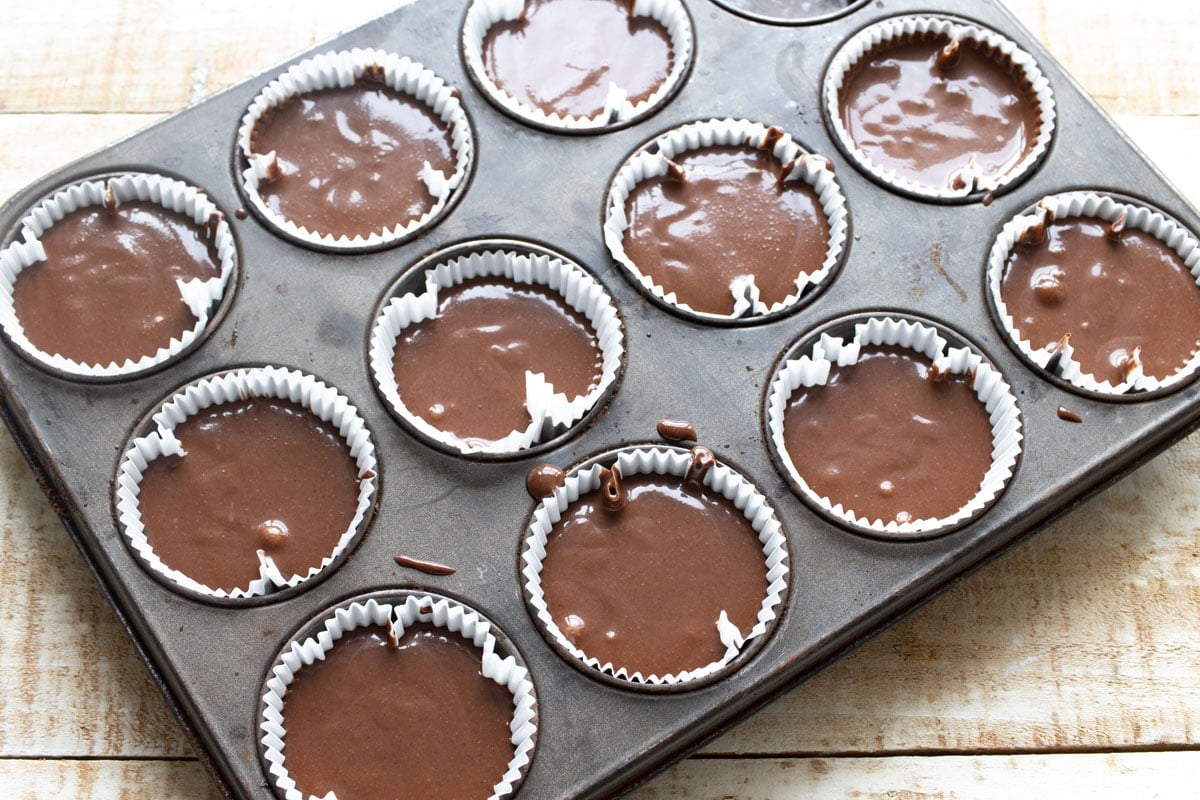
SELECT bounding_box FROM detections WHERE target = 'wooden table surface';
[2,1,1199,797]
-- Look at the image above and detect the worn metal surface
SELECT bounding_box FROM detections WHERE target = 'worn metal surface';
[0,1,1197,799]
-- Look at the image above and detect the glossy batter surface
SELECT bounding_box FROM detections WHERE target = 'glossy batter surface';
[623,146,830,315]
[482,0,673,119]
[541,473,767,676]
[251,81,454,238]
[840,35,1037,189]
[783,346,993,524]
[138,398,359,590]
[1001,218,1200,384]
[282,624,515,800]
[14,202,219,364]
[392,278,602,443]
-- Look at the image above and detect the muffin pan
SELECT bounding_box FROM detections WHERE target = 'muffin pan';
[1,1,1199,798]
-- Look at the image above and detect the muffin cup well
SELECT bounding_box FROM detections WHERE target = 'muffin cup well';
[987,191,1200,398]
[114,365,378,604]
[236,48,473,251]
[0,172,237,380]
[461,0,694,133]
[260,591,538,800]
[521,444,789,690]
[823,15,1056,202]
[765,314,1023,539]
[603,118,849,324]
[708,0,870,27]
[368,239,624,458]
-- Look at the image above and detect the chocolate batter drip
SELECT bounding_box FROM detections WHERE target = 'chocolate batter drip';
[934,36,961,70]
[281,625,515,800]
[839,33,1039,190]
[138,398,359,590]
[598,466,626,511]
[393,555,456,576]
[1001,217,1200,384]
[758,125,786,152]
[783,346,993,524]
[482,0,674,119]
[1107,209,1128,240]
[14,201,220,365]
[526,463,567,499]
[685,445,716,488]
[1056,405,1083,423]
[1019,206,1053,246]
[656,419,698,442]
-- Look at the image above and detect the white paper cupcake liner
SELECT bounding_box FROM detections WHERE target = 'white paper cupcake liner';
[603,118,849,322]
[237,48,473,250]
[988,191,1200,396]
[823,15,1056,200]
[461,0,694,131]
[521,445,789,687]
[0,172,237,380]
[114,366,378,601]
[369,243,624,456]
[260,593,538,800]
[766,316,1023,538]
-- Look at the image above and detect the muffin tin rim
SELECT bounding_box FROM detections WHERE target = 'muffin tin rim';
[704,0,873,28]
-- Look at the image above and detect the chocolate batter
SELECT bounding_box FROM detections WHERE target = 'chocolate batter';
[250,80,454,239]
[481,0,673,119]
[282,624,515,800]
[13,201,220,365]
[839,33,1039,189]
[623,146,830,315]
[138,398,359,590]
[526,463,567,499]
[656,419,698,442]
[1001,217,1200,384]
[539,471,767,676]
[393,555,456,576]
[1057,405,1083,423]
[783,346,993,524]
[392,278,602,443]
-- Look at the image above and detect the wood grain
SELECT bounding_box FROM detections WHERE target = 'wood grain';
[2,2,397,114]
[5,751,1200,800]
[1,1,1196,117]
[0,760,220,800]
[632,752,1200,798]
[1,0,1199,797]
[0,433,194,758]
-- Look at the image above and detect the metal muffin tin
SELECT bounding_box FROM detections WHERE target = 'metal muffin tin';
[1,1,1198,798]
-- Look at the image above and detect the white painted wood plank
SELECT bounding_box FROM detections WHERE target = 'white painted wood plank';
[2,751,1197,800]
